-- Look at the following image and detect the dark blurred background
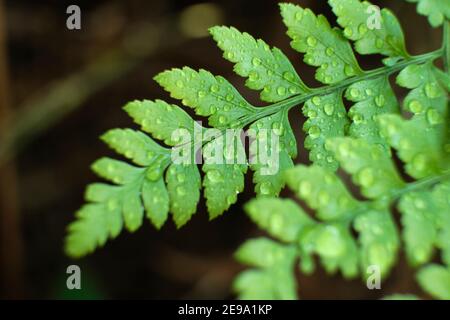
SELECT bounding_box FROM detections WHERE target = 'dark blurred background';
[0,0,443,299]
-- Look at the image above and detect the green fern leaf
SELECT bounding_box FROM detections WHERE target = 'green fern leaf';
[209,26,310,102]
[302,92,349,170]
[234,238,297,299]
[345,76,399,150]
[280,3,363,84]
[154,67,257,128]
[329,0,409,58]
[249,109,296,196]
[165,164,201,227]
[417,264,450,299]
[405,0,450,27]
[245,198,313,242]
[66,0,449,284]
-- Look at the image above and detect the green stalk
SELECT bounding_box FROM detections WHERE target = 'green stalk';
[444,21,450,74]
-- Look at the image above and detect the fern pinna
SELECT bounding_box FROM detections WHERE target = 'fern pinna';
[65,0,450,299]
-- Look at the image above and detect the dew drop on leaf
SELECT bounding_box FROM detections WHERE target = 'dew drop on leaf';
[277,86,287,96]
[210,84,219,93]
[306,36,317,47]
[412,153,427,172]
[358,23,368,36]
[176,186,186,196]
[344,64,355,77]
[308,126,321,139]
[408,100,423,113]
[375,94,385,107]
[343,27,353,38]
[426,109,442,125]
[325,47,334,56]
[252,57,261,66]
[299,181,312,197]
[349,88,360,99]
[424,82,440,98]
[312,96,321,106]
[324,103,334,116]
[207,169,223,183]
[357,167,375,187]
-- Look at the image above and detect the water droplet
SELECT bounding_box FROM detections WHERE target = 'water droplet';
[218,115,227,124]
[427,109,442,125]
[344,64,355,77]
[156,118,163,124]
[424,82,440,98]
[308,126,321,139]
[283,71,295,81]
[324,76,332,83]
[176,186,186,196]
[252,57,261,66]
[308,109,317,119]
[226,51,234,60]
[349,88,360,99]
[326,156,334,163]
[375,94,385,107]
[277,86,286,96]
[248,71,259,82]
[207,170,223,183]
[312,96,321,106]
[358,23,368,35]
[344,27,353,38]
[176,173,185,183]
[210,84,219,93]
[259,182,273,195]
[307,36,317,47]
[323,103,334,116]
[289,86,298,94]
[365,88,373,96]
[299,181,312,197]
[209,105,217,114]
[351,112,363,124]
[408,100,423,113]
[295,11,303,21]
[358,167,374,187]
[325,47,334,56]
[412,153,426,172]
[375,38,384,49]
[176,80,184,88]
[225,93,234,102]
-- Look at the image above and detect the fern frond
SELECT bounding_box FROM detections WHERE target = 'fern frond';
[66,0,448,272]
[404,0,450,27]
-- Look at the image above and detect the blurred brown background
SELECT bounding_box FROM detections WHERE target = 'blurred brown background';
[0,0,443,299]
